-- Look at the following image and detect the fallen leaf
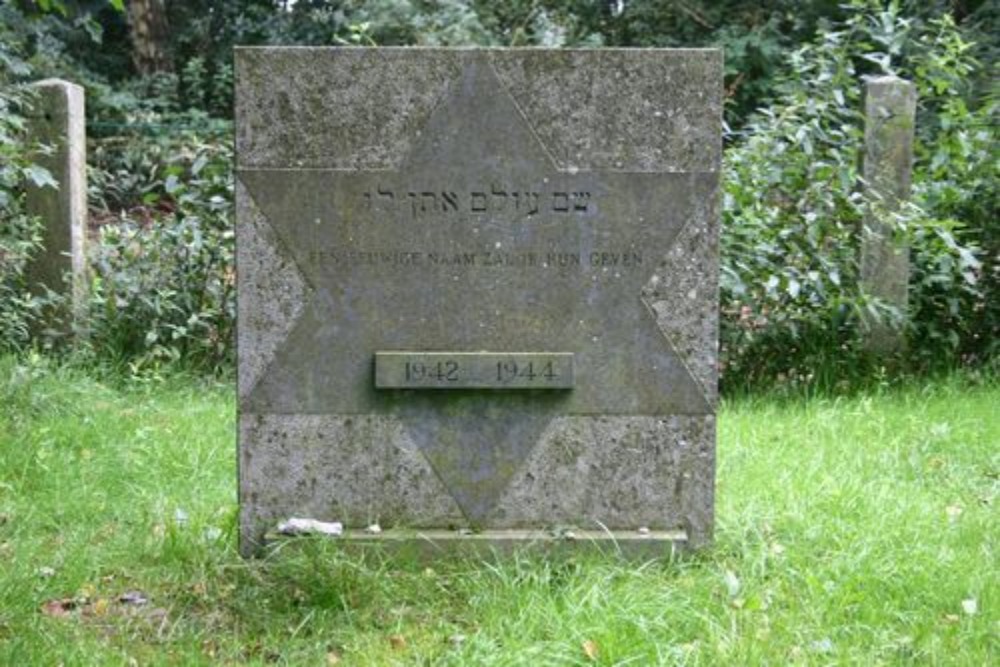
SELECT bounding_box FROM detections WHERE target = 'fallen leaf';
[810,638,834,654]
[326,650,341,665]
[119,591,149,606]
[89,598,110,617]
[946,504,963,521]
[37,566,56,578]
[943,614,960,624]
[723,570,741,597]
[41,598,78,617]
[146,607,169,622]
[582,639,599,661]
[389,634,407,650]
[961,598,977,615]
[202,639,218,658]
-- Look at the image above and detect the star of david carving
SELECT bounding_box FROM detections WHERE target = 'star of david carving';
[238,55,714,523]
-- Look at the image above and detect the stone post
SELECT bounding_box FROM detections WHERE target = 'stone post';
[24,79,88,328]
[859,75,916,354]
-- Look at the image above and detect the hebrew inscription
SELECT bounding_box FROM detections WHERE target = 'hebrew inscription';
[365,186,594,218]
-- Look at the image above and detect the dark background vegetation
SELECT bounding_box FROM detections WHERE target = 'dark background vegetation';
[1,0,997,391]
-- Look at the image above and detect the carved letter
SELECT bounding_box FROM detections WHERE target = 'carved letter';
[421,192,437,212]
[441,191,459,211]
[525,192,540,215]
[407,192,420,218]
[367,185,395,211]
[553,192,570,212]
[572,192,591,212]
[491,184,508,212]
[471,191,488,212]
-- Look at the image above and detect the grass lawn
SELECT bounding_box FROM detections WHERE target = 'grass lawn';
[0,357,996,665]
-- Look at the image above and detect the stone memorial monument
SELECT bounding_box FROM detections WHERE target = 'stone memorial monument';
[236,48,721,556]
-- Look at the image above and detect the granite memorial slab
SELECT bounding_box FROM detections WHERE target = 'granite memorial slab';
[236,47,721,556]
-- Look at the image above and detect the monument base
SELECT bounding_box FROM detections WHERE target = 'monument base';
[259,528,689,559]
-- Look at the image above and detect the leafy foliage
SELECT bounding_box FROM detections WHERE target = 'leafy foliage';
[85,128,235,374]
[907,15,999,364]
[0,4,51,353]
[0,0,996,385]
[720,1,997,390]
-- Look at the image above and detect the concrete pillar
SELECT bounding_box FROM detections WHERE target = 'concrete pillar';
[859,75,916,354]
[24,79,88,328]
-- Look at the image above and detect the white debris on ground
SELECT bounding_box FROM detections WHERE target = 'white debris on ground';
[364,523,382,534]
[277,518,344,536]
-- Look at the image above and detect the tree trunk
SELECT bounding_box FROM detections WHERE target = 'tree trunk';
[128,0,172,74]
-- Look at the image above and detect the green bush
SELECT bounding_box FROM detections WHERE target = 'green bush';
[0,6,54,353]
[720,1,997,391]
[85,127,235,374]
[1,0,995,387]
[908,16,999,364]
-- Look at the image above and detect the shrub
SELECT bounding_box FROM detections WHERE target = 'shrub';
[0,6,54,353]
[2,0,994,387]
[85,126,235,375]
[720,0,996,391]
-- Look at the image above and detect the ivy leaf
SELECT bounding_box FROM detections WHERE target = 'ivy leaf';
[109,0,125,12]
[191,155,208,176]
[23,165,58,189]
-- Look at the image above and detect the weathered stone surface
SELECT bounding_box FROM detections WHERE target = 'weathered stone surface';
[236,48,721,555]
[239,413,466,541]
[236,180,308,400]
[860,75,916,354]
[25,79,87,324]
[492,415,716,546]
